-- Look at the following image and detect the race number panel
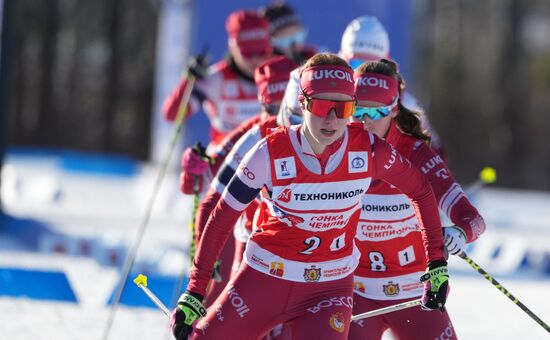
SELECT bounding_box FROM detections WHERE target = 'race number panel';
[398,245,416,266]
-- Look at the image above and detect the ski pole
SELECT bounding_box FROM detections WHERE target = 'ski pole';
[168,141,214,310]
[102,60,203,340]
[169,146,202,309]
[459,251,550,333]
[133,274,171,318]
[188,141,210,262]
[351,298,422,321]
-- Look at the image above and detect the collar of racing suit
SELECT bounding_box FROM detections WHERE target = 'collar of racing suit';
[227,55,255,83]
[385,119,401,145]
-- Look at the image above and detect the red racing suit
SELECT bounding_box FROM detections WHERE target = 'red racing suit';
[180,114,264,196]
[192,116,279,306]
[350,121,485,340]
[188,123,445,339]
[163,57,261,147]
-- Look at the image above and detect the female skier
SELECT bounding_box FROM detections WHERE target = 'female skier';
[349,59,485,340]
[171,53,449,340]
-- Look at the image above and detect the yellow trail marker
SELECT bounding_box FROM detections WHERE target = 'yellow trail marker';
[133,274,148,287]
[133,274,170,317]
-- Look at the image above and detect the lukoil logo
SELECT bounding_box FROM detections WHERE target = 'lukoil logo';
[307,69,354,83]
[227,285,250,317]
[266,81,288,94]
[355,76,389,89]
[238,29,268,41]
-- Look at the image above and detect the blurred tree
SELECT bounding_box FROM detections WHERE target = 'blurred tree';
[412,0,550,190]
[0,0,14,211]
[7,0,158,160]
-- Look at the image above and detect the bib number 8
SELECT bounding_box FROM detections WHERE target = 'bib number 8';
[369,251,387,272]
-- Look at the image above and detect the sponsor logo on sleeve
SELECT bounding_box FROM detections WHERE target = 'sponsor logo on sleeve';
[435,168,449,179]
[421,155,444,174]
[267,81,288,95]
[384,147,398,170]
[239,163,256,180]
[274,157,296,179]
[348,151,369,173]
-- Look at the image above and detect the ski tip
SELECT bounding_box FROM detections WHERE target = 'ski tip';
[133,274,148,287]
[480,167,497,184]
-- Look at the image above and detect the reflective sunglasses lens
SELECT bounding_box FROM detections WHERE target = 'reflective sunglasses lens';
[335,101,356,118]
[353,107,390,121]
[272,29,308,49]
[307,98,332,117]
[293,29,308,44]
[308,98,355,118]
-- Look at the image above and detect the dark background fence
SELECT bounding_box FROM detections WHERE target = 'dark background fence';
[412,0,550,189]
[6,0,158,160]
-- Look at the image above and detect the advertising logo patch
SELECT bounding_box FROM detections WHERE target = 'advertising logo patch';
[383,281,400,297]
[269,262,285,277]
[274,157,296,179]
[277,188,292,203]
[223,80,238,98]
[329,312,346,333]
[354,282,365,293]
[348,151,369,173]
[304,265,322,282]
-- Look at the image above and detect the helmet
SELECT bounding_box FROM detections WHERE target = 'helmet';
[339,16,390,61]
[260,1,301,35]
[226,10,272,56]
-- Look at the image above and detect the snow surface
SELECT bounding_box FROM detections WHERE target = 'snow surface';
[1,152,550,339]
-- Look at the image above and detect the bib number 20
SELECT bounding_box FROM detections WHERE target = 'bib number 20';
[299,234,346,255]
